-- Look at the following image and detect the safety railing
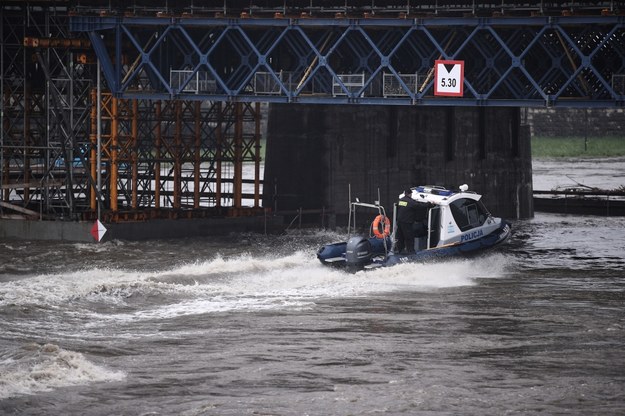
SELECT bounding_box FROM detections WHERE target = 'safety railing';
[170,70,217,94]
[332,73,365,97]
[612,74,625,95]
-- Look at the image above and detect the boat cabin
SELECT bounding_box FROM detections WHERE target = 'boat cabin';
[402,185,497,250]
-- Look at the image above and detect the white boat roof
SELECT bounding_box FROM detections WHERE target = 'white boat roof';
[404,185,482,206]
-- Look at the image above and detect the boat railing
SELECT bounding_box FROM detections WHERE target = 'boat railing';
[347,201,387,237]
[347,200,393,256]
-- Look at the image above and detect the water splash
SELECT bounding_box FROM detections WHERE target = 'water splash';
[0,343,125,400]
[93,252,510,322]
[1,247,511,321]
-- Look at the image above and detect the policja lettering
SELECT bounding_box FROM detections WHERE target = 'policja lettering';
[460,228,484,242]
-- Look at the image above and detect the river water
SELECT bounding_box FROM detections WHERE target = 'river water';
[1,158,624,415]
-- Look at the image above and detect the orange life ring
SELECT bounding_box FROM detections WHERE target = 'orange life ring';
[372,215,391,239]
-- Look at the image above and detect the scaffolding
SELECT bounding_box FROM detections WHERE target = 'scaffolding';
[1,4,264,223]
[1,5,92,220]
[89,96,263,222]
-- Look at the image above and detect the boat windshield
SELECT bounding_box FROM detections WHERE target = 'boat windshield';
[449,198,490,232]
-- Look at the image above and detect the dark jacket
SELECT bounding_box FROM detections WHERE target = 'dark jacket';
[397,195,431,224]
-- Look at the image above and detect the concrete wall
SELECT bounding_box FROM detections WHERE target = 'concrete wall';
[528,108,625,137]
[0,219,94,242]
[264,105,533,223]
[0,216,284,242]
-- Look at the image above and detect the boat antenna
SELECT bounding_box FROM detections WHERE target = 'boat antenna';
[347,183,352,236]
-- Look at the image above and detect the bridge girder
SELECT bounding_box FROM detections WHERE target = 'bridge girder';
[70,15,625,107]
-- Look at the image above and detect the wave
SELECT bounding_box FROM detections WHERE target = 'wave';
[0,250,511,320]
[0,343,125,400]
[90,252,511,322]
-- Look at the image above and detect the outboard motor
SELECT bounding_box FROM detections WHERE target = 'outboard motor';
[345,236,372,270]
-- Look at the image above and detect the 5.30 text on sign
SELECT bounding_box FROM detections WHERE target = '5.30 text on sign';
[434,60,464,97]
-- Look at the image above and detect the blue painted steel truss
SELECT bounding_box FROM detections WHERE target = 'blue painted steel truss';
[70,15,625,107]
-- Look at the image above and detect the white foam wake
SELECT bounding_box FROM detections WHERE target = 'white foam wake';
[0,251,512,320]
[93,252,512,322]
[0,343,125,400]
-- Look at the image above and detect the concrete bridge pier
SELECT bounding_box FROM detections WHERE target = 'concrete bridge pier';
[263,104,533,225]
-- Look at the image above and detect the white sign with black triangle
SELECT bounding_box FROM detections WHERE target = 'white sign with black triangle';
[434,60,464,97]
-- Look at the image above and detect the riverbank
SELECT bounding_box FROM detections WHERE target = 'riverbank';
[533,156,625,191]
[532,156,625,216]
[532,136,625,158]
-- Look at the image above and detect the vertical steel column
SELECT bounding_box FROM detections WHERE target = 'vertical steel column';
[155,100,162,210]
[173,101,181,210]
[90,89,97,211]
[97,61,102,220]
[1,88,6,203]
[193,101,200,209]
[101,92,113,210]
[110,97,118,212]
[23,84,30,205]
[254,102,261,208]
[233,102,243,209]
[215,101,223,208]
[131,99,138,209]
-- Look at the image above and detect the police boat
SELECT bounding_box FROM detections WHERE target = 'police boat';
[316,184,511,271]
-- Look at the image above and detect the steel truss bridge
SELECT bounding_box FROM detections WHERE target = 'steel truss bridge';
[71,1,625,106]
[1,0,625,225]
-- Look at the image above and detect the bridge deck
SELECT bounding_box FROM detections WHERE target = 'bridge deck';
[67,0,621,18]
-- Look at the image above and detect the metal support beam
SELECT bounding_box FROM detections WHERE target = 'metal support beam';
[70,14,625,107]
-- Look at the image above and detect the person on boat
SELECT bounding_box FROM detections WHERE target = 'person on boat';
[395,188,433,254]
[395,189,420,254]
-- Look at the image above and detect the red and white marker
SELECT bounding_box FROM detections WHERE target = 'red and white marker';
[90,219,107,242]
